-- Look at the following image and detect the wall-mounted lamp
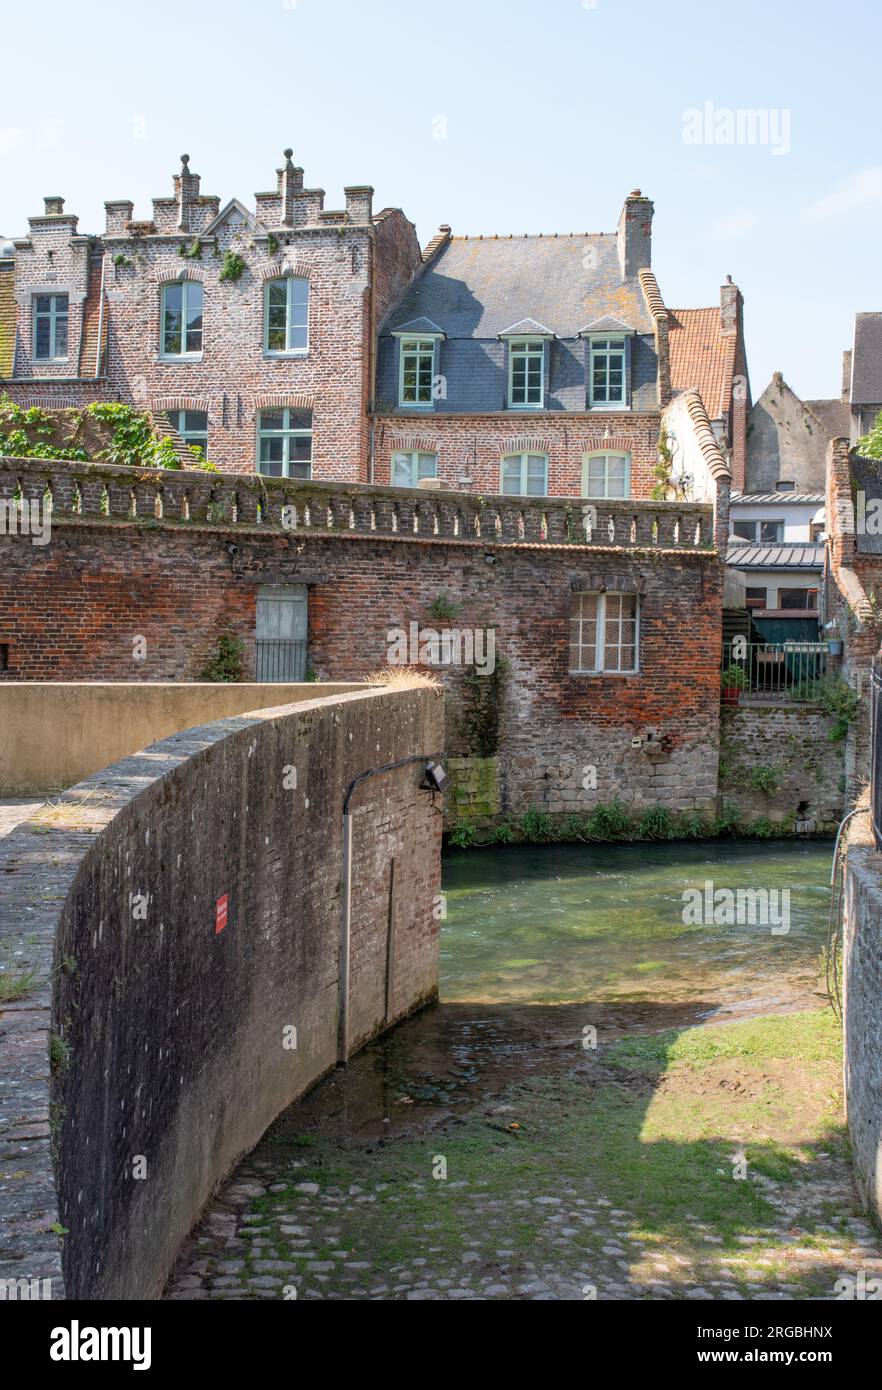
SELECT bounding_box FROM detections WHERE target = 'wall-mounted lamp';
[423,759,449,793]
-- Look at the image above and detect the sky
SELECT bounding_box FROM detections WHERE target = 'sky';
[1,0,880,401]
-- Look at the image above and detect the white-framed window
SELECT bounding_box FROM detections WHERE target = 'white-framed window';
[161,281,203,357]
[589,337,627,407]
[257,408,312,479]
[264,276,309,354]
[168,409,208,459]
[500,452,548,496]
[583,451,631,499]
[508,339,545,408]
[398,338,436,406]
[392,450,438,487]
[33,293,68,361]
[569,592,639,674]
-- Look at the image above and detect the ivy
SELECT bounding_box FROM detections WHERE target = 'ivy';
[178,238,202,260]
[267,233,280,256]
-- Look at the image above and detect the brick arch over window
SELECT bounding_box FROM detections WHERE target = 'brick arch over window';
[254,393,314,412]
[150,260,205,285]
[390,434,438,454]
[259,257,313,284]
[498,436,553,458]
[577,435,637,455]
[151,395,212,416]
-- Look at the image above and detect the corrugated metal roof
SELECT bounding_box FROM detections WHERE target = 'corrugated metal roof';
[731,491,825,504]
[385,234,655,340]
[726,543,825,569]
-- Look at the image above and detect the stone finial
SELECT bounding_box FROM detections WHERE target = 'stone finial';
[283,148,294,166]
[181,154,190,173]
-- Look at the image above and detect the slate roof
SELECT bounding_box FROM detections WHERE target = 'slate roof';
[668,307,736,419]
[498,317,555,338]
[852,452,882,555]
[384,234,656,340]
[851,313,882,405]
[805,398,851,439]
[726,543,825,569]
[732,492,825,505]
[390,316,446,336]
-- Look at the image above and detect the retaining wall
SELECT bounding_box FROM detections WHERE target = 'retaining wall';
[0,684,442,1299]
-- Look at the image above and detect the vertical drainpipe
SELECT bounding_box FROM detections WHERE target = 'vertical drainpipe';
[368,229,377,484]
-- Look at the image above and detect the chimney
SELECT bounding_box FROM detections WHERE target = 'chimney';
[616,189,653,279]
[841,349,852,404]
[173,154,201,232]
[278,148,304,228]
[720,275,742,336]
[43,196,65,216]
[344,186,374,225]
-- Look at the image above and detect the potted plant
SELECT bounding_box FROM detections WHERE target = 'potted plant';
[721,664,748,706]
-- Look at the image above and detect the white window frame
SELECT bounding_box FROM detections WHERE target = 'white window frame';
[500,452,548,496]
[263,276,310,356]
[256,407,313,479]
[582,451,631,499]
[397,337,437,408]
[169,409,209,458]
[588,335,628,410]
[160,280,203,359]
[33,293,69,362]
[391,450,438,488]
[508,338,545,409]
[570,591,640,675]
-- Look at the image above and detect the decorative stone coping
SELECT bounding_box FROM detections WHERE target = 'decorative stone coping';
[0,455,718,553]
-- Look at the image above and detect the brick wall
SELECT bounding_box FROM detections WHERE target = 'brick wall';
[373,411,662,496]
[720,703,845,832]
[843,818,882,1228]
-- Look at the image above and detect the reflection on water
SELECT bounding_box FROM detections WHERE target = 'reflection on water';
[442,840,832,1013]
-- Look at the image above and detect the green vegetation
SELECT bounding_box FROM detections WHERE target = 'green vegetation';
[200,633,246,682]
[447,798,791,849]
[458,657,508,758]
[178,238,202,260]
[427,592,460,622]
[0,938,41,1002]
[721,663,749,690]
[49,1033,71,1075]
[856,406,882,458]
[219,251,246,284]
[812,675,861,742]
[0,397,88,460]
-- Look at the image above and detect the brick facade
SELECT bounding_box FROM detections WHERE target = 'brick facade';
[2,155,422,481]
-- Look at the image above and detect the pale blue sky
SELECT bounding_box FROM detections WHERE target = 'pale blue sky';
[1,0,879,399]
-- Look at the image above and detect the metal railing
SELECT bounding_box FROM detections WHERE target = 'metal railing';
[255,639,307,683]
[872,658,882,849]
[722,640,828,702]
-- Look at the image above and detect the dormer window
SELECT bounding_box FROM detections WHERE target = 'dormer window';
[508,340,545,408]
[34,294,68,361]
[589,337,627,407]
[399,338,436,406]
[264,276,309,354]
[161,281,203,357]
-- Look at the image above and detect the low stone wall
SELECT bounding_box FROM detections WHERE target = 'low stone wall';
[719,702,844,832]
[0,685,442,1300]
[0,681,360,794]
[843,813,882,1228]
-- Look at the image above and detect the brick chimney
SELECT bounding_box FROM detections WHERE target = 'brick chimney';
[841,349,852,403]
[173,154,201,232]
[616,190,653,279]
[43,196,65,216]
[720,275,743,337]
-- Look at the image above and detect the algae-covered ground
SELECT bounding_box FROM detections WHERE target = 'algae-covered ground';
[167,1009,879,1301]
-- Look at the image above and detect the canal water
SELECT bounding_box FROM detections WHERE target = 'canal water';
[281,838,833,1141]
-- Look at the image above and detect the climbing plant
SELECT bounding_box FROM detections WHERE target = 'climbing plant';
[219,251,246,284]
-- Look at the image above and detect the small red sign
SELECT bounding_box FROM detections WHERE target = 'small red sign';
[215,893,229,935]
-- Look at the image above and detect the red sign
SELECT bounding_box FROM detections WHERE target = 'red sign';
[215,893,229,935]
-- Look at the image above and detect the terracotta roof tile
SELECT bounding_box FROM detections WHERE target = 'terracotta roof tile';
[669,307,736,419]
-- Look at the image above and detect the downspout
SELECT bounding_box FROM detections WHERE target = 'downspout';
[338,752,442,1064]
[368,229,377,484]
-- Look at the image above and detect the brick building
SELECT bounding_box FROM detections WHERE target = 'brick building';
[0,152,422,478]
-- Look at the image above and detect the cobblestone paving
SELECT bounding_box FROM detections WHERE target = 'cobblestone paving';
[167,1007,881,1302]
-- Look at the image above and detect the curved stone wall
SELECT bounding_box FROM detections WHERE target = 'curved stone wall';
[0,685,442,1299]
